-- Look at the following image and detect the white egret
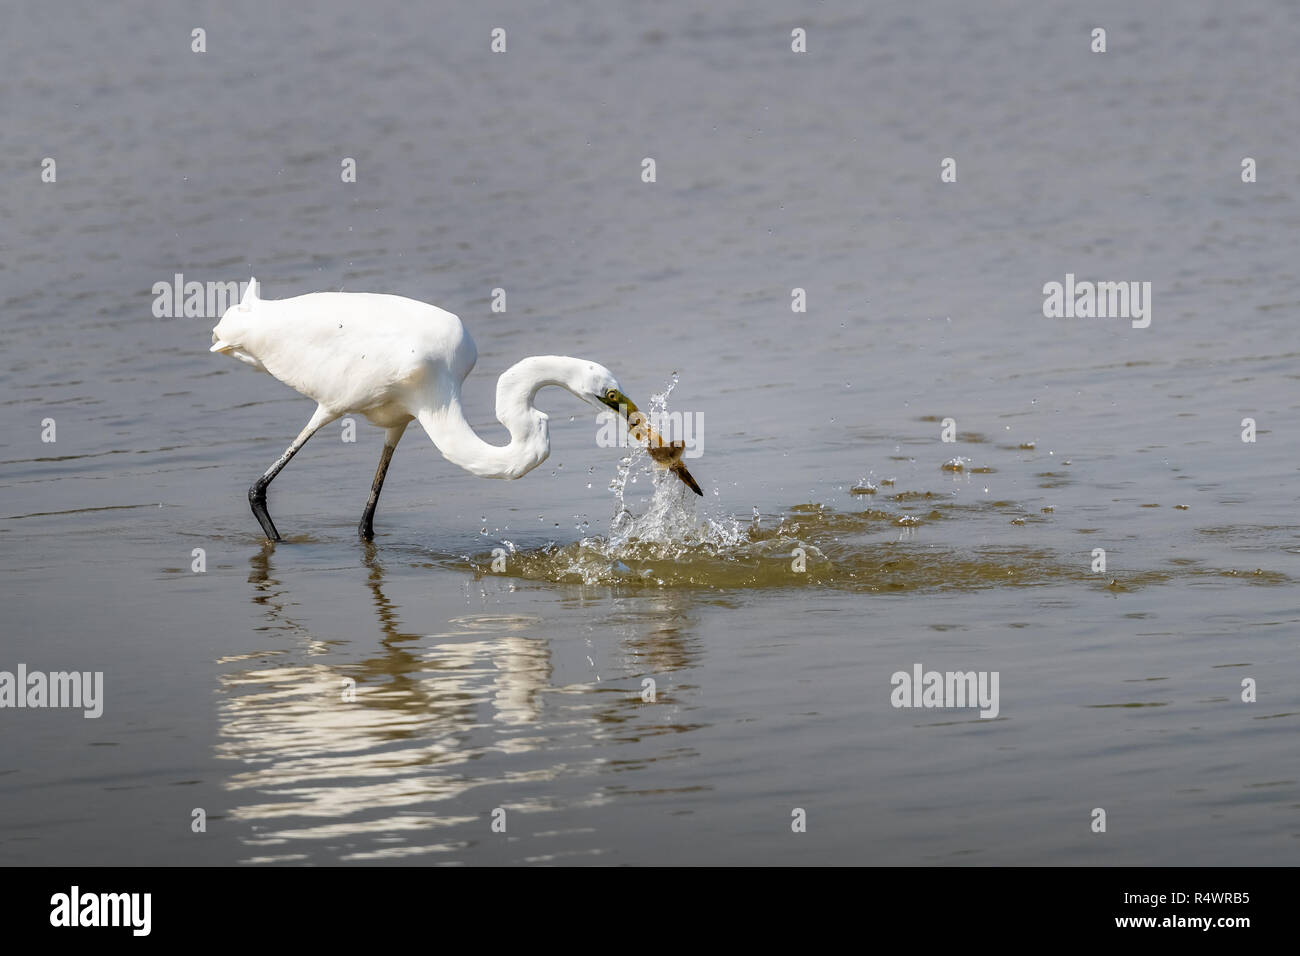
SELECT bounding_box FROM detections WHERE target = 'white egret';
[210,278,702,541]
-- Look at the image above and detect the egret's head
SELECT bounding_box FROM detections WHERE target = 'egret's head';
[578,364,639,419]
[595,383,639,418]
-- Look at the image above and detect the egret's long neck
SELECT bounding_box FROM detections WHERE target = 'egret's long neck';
[416,356,588,480]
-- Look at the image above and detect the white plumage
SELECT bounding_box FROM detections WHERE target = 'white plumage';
[210,278,699,542]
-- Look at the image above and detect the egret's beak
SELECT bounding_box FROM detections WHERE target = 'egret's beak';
[599,390,703,496]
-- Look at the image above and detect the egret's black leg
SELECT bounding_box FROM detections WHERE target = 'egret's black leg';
[248,405,336,541]
[359,423,408,541]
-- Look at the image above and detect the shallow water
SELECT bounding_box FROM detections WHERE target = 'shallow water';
[2,0,1299,865]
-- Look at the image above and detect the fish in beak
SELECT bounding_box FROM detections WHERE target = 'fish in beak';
[599,390,703,495]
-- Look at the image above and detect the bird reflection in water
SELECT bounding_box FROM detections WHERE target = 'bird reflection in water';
[216,543,702,863]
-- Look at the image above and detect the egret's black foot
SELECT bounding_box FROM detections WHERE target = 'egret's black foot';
[358,519,375,541]
[248,484,282,541]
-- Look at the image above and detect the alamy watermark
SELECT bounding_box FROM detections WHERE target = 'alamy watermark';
[596,407,704,458]
[891,663,1000,719]
[0,664,103,718]
[50,886,150,936]
[152,274,254,318]
[1043,273,1151,328]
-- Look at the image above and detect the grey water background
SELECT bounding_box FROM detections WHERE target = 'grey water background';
[2,0,1298,865]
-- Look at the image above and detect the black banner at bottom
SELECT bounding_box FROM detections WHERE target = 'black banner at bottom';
[1,866,1278,941]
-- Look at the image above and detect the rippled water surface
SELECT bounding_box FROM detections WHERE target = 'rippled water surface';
[2,0,1299,865]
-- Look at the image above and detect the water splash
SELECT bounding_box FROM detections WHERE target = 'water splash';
[454,388,1299,593]
[462,494,1297,592]
[600,375,728,551]
[463,379,1066,589]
